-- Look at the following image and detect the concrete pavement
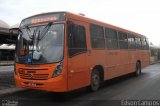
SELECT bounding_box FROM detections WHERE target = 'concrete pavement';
[0,66,26,97]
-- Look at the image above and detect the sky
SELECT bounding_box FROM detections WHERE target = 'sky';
[0,0,160,46]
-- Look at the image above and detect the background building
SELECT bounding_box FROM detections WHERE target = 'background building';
[0,19,18,64]
[150,45,160,63]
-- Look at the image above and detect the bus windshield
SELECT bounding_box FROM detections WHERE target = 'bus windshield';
[16,23,64,64]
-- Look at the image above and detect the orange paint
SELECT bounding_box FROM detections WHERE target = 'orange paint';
[14,12,150,92]
[20,48,25,55]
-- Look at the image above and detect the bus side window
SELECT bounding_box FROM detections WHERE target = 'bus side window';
[118,32,128,49]
[141,38,147,50]
[128,34,136,50]
[90,24,105,49]
[105,28,118,50]
[135,37,142,50]
[67,22,87,57]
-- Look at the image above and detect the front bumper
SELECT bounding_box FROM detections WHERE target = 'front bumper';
[14,74,68,92]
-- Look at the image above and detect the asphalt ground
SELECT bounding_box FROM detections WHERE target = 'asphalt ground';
[0,64,160,106]
[0,66,15,90]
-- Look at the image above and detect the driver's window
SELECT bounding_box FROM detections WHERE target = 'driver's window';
[68,21,87,57]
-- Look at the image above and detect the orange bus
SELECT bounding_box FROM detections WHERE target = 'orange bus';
[14,11,150,92]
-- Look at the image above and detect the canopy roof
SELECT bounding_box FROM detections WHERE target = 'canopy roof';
[10,23,20,29]
[0,19,10,29]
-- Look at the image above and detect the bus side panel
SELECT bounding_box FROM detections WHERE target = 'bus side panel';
[67,19,90,91]
[88,50,106,77]
[68,54,90,91]
[128,50,137,73]
[117,50,130,76]
[140,50,150,68]
[105,50,120,80]
[105,50,137,80]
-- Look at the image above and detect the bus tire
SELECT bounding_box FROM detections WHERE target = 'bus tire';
[135,62,141,76]
[88,69,101,92]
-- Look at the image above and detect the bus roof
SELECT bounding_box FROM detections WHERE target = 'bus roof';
[22,11,146,38]
[66,12,145,38]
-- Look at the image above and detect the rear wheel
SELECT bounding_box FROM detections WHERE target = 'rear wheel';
[89,69,101,91]
[135,62,141,76]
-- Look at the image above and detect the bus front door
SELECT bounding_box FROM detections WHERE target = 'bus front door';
[67,20,89,91]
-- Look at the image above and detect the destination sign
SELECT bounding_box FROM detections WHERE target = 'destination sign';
[20,12,66,27]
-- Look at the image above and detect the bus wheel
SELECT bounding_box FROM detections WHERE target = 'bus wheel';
[135,62,141,76]
[90,69,101,91]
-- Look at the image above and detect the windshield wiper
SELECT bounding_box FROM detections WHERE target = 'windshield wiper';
[23,26,39,63]
[38,22,52,41]
[25,26,33,39]
[31,22,52,61]
[35,22,52,50]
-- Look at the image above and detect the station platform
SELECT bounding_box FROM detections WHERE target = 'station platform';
[0,61,14,66]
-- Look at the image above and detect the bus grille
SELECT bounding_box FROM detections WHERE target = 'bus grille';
[19,71,49,80]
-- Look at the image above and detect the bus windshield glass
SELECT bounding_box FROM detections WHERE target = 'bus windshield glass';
[16,23,64,64]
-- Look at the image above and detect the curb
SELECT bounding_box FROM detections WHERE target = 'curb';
[150,61,160,65]
[0,64,14,66]
[0,88,27,97]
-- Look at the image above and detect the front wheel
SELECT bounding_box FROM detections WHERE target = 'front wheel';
[89,69,101,92]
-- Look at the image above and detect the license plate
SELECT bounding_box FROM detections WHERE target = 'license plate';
[28,82,37,87]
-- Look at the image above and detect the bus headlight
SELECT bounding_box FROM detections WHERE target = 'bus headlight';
[52,62,63,77]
